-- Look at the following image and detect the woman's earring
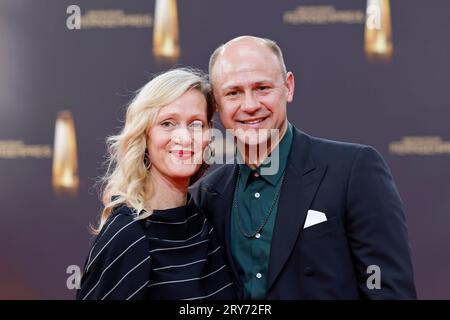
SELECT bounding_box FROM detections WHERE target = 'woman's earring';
[203,143,215,165]
[144,149,151,170]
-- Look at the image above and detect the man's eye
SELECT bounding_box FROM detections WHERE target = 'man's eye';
[226,91,239,97]
[258,86,270,91]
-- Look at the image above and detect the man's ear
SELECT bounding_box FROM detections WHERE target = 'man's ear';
[285,71,295,103]
[210,91,220,112]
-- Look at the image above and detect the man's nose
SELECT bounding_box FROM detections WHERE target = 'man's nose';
[172,127,192,145]
[241,91,260,113]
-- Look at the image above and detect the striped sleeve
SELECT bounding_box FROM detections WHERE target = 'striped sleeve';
[77,209,151,300]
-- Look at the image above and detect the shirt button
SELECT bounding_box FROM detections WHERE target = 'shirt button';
[254,172,260,178]
[256,273,262,279]
[255,233,261,239]
[254,192,260,199]
[304,267,314,277]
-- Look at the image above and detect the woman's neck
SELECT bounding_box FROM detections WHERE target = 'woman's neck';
[144,169,189,210]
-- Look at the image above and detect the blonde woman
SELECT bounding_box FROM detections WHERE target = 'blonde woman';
[77,68,236,300]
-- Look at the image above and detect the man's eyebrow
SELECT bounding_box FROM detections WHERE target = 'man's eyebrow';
[221,84,241,91]
[253,80,274,86]
[221,80,274,91]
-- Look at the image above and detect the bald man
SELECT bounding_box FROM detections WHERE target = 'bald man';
[191,36,416,299]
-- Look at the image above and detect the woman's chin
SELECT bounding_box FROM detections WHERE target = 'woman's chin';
[166,164,199,180]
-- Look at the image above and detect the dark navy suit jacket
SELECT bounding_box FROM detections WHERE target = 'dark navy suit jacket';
[191,127,417,299]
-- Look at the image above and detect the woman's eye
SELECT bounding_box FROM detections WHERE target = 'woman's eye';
[190,121,204,129]
[160,121,175,128]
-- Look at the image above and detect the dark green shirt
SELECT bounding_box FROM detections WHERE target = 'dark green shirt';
[230,122,294,299]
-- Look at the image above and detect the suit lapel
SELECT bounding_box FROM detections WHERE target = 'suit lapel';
[203,165,243,289]
[267,129,327,291]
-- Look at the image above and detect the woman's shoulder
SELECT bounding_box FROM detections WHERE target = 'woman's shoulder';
[78,205,151,300]
[85,205,147,271]
[100,205,145,240]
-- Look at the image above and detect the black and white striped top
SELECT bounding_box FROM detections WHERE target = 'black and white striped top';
[77,196,237,300]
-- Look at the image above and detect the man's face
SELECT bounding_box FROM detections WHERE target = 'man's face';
[211,42,294,146]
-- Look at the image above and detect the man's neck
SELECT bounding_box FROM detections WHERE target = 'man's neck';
[237,123,288,170]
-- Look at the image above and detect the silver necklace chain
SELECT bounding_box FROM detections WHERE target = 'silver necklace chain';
[233,168,285,238]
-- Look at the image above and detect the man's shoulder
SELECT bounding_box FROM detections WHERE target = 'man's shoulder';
[296,128,374,161]
[193,164,235,188]
[188,165,235,208]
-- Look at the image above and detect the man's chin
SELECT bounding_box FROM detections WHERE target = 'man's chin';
[235,135,270,148]
[234,129,271,145]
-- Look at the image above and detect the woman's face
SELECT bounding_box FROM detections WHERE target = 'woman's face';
[147,89,210,182]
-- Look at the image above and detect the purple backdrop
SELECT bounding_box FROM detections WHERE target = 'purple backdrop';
[0,0,449,299]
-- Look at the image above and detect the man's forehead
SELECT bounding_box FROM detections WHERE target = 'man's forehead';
[217,70,279,89]
[221,44,275,64]
[212,54,281,85]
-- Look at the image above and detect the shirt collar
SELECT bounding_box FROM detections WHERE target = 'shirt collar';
[238,122,294,188]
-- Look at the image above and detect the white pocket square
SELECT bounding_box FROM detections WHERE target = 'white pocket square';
[303,210,327,229]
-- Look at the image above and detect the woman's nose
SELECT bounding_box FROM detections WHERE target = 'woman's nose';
[172,127,192,145]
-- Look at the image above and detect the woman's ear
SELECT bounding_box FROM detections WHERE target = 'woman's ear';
[144,148,151,169]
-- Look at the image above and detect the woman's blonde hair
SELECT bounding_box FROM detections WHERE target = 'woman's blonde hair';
[94,68,213,233]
